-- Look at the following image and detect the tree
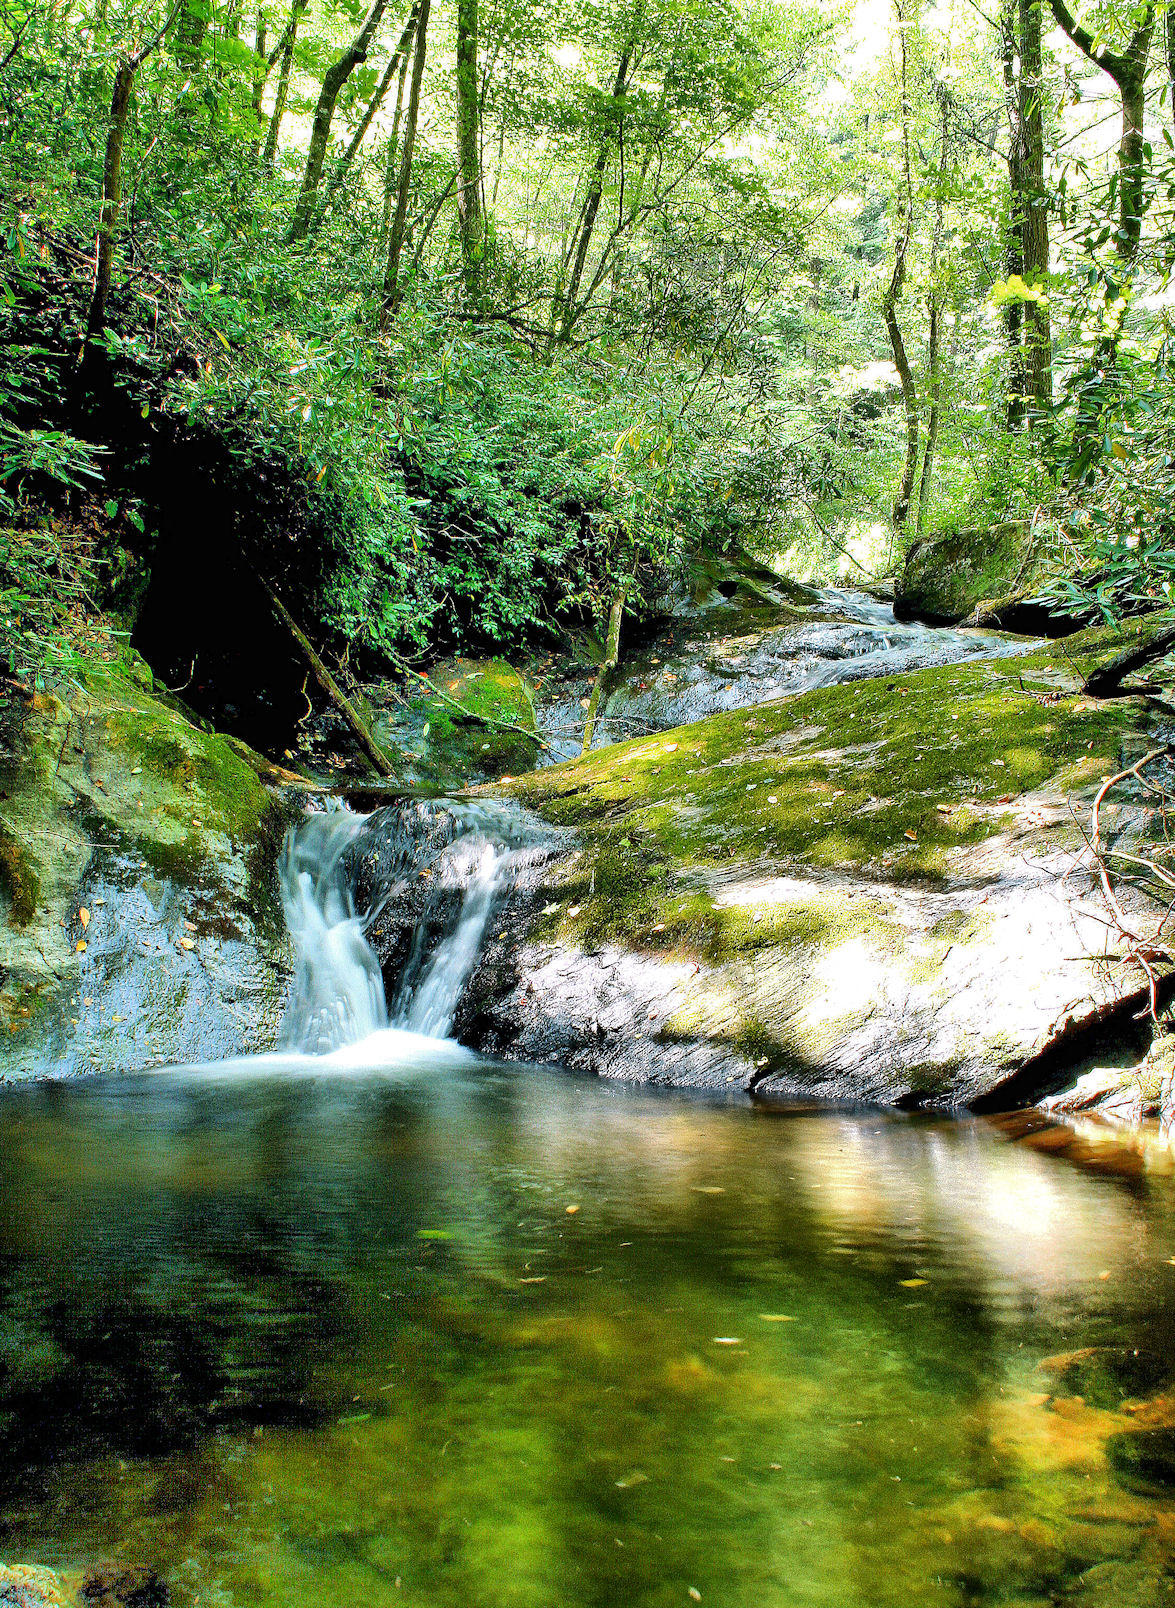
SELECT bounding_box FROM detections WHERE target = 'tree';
[80,0,182,372]
[260,0,307,169]
[1048,0,1156,263]
[286,0,392,243]
[316,0,420,228]
[455,0,485,299]
[381,0,430,316]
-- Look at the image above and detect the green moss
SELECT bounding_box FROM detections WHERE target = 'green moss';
[896,521,1026,622]
[388,658,540,784]
[504,624,1145,966]
[0,823,41,926]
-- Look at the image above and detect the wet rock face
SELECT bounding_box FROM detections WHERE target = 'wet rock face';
[348,802,464,989]
[460,619,1175,1110]
[0,650,291,1077]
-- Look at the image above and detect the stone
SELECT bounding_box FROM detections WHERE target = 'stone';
[453,620,1171,1108]
[79,1566,169,1608]
[0,645,293,1077]
[0,1564,68,1607]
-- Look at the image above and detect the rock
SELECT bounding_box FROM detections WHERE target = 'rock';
[895,522,1037,628]
[79,1566,169,1608]
[0,646,293,1077]
[372,657,539,785]
[458,623,1167,1107]
[1106,1427,1175,1493]
[1040,1347,1172,1408]
[0,1564,68,1607]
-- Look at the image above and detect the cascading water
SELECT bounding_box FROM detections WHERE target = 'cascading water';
[277,798,545,1060]
[278,807,390,1054]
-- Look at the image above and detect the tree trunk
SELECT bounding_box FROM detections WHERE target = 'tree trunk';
[555,43,633,343]
[286,0,390,243]
[582,587,626,752]
[455,0,485,300]
[1047,0,1154,262]
[250,8,267,158]
[260,0,306,169]
[381,0,430,319]
[1020,0,1051,413]
[80,2,180,370]
[377,41,413,253]
[1002,0,1026,429]
[81,57,135,370]
[884,2,918,538]
[317,2,419,228]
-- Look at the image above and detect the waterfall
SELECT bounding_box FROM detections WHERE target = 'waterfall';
[278,798,543,1058]
[279,807,389,1054]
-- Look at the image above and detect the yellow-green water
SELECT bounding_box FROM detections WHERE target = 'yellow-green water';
[1,1060,1175,1606]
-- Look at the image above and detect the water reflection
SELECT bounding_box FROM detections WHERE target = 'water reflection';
[0,1062,1174,1606]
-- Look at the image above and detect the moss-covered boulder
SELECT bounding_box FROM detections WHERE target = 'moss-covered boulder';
[895,521,1033,627]
[0,647,291,1077]
[373,658,539,786]
[455,618,1168,1108]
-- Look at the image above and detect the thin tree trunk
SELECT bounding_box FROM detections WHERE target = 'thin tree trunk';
[80,1,180,371]
[317,1,419,227]
[582,586,626,752]
[884,2,919,538]
[1002,0,1026,430]
[1019,0,1051,413]
[381,0,430,319]
[555,42,633,342]
[250,8,267,159]
[260,0,306,169]
[286,0,390,242]
[917,93,949,537]
[455,0,485,300]
[377,35,413,251]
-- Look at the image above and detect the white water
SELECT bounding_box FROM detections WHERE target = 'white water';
[279,800,525,1060]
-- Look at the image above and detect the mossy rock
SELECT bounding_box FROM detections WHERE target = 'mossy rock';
[376,658,539,786]
[472,620,1162,1104]
[0,646,289,1076]
[1106,1427,1175,1493]
[895,521,1029,626]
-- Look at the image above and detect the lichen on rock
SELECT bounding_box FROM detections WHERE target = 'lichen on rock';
[456,622,1171,1108]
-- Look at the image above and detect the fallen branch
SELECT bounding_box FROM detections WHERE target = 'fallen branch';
[1090,747,1175,1018]
[260,577,394,777]
[1084,624,1175,697]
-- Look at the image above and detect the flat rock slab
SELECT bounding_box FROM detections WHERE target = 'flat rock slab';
[462,620,1172,1108]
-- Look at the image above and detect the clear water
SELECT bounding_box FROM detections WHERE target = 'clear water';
[2,1056,1175,1606]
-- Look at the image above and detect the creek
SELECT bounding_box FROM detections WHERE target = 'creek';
[3,597,1175,1607]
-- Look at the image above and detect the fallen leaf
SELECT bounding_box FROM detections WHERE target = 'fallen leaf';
[759,1314,794,1322]
[615,1471,648,1488]
[689,1590,702,1602]
[178,936,196,950]
[900,1278,928,1289]
[712,1337,741,1345]
[78,907,90,929]
[565,1204,580,1215]
[75,939,87,952]
[904,830,917,841]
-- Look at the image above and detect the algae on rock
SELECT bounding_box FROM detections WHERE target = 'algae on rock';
[0,647,290,1076]
[455,620,1169,1109]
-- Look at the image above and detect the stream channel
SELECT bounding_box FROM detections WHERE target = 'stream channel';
[3,595,1175,1607]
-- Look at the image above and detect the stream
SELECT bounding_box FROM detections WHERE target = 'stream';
[3,600,1175,1607]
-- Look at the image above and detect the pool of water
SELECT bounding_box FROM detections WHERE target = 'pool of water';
[2,1053,1175,1606]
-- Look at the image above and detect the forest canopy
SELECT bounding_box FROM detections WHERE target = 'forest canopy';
[2,0,1175,689]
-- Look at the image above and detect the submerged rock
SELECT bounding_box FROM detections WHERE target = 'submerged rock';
[0,647,292,1076]
[456,617,1173,1109]
[0,1564,68,1607]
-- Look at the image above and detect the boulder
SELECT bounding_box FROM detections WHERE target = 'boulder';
[457,618,1172,1110]
[372,657,539,785]
[895,521,1038,628]
[0,647,292,1077]
[0,1565,68,1607]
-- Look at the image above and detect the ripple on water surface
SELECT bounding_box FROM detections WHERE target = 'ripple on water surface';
[1,1061,1174,1607]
